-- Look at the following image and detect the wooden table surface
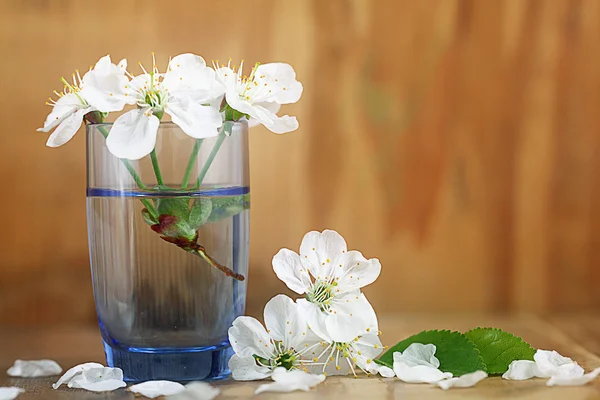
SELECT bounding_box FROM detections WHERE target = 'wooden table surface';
[1,313,599,399]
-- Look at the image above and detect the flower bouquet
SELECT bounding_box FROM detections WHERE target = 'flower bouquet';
[39,53,302,381]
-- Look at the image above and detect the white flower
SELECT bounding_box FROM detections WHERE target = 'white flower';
[38,55,128,147]
[106,53,222,160]
[273,229,381,342]
[52,362,104,389]
[129,381,185,398]
[254,367,325,395]
[228,295,321,380]
[547,367,600,387]
[215,60,302,134]
[392,343,453,383]
[302,297,384,377]
[168,382,220,400]
[7,359,62,377]
[68,367,126,392]
[0,387,24,400]
[435,371,488,390]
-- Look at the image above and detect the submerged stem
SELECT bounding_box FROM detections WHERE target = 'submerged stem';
[181,139,203,188]
[96,125,158,217]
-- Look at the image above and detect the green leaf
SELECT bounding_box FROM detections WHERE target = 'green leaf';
[188,198,212,229]
[207,194,250,223]
[140,208,158,226]
[464,328,536,375]
[157,198,191,219]
[378,330,485,376]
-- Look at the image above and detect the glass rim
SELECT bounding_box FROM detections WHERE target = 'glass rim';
[87,120,249,128]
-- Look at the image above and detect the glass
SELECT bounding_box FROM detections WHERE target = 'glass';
[86,121,250,382]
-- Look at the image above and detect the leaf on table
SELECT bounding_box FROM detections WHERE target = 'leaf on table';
[188,198,212,229]
[377,330,485,376]
[206,194,250,223]
[465,327,536,375]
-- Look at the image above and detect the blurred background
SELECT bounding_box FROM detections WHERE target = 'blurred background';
[1,0,599,326]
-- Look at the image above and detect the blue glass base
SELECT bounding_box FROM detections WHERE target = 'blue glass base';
[102,339,233,382]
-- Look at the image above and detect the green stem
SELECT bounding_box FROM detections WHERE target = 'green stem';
[96,125,158,218]
[194,130,228,189]
[181,139,203,188]
[150,149,164,186]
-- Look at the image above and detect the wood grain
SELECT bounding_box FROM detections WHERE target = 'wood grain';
[0,314,598,399]
[0,0,600,325]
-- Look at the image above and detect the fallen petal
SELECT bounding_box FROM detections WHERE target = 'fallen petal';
[129,380,186,398]
[394,363,453,384]
[255,368,325,394]
[547,367,600,387]
[435,370,488,390]
[502,360,540,380]
[168,382,221,400]
[68,367,125,392]
[373,365,395,378]
[0,388,24,400]
[394,343,440,368]
[52,362,104,389]
[71,379,126,392]
[7,359,62,378]
[535,350,585,378]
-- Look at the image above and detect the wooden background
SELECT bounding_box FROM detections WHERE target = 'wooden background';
[1,0,599,326]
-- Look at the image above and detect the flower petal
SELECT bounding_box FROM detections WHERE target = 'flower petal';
[253,63,303,104]
[45,107,88,148]
[334,252,381,294]
[355,332,386,373]
[502,360,540,380]
[164,53,224,102]
[129,381,185,398]
[37,93,82,132]
[169,382,221,400]
[70,366,123,387]
[398,343,440,368]
[325,293,378,343]
[228,354,271,381]
[373,365,396,378]
[7,359,62,377]
[252,106,298,134]
[166,97,222,139]
[52,362,104,389]
[254,367,325,395]
[0,387,24,400]
[435,370,488,390]
[80,55,131,112]
[534,349,585,378]
[299,230,348,279]
[272,248,311,294]
[547,367,600,387]
[264,295,308,350]
[249,102,280,127]
[393,363,453,384]
[296,299,331,342]
[70,378,126,392]
[106,109,160,160]
[228,316,275,359]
